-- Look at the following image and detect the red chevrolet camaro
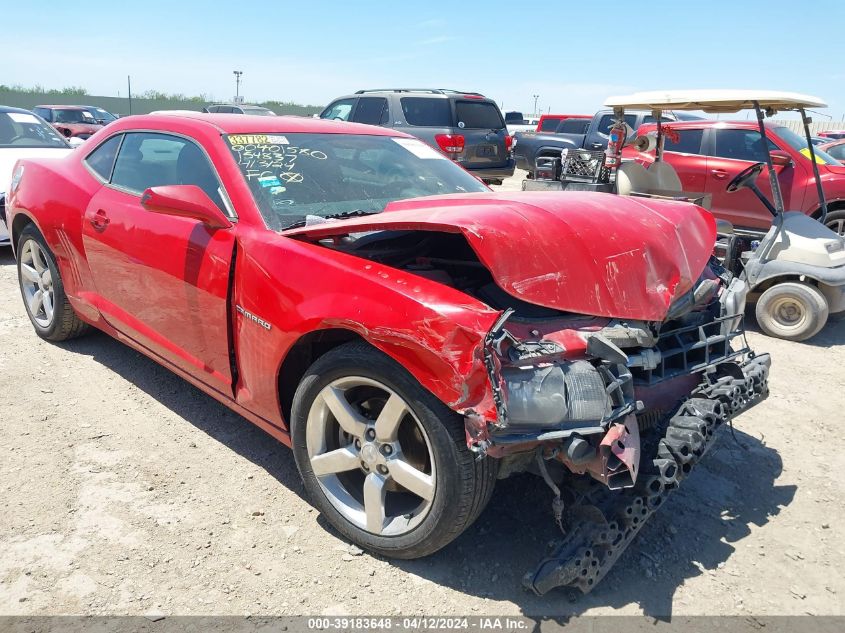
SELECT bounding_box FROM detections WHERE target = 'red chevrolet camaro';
[4,113,769,594]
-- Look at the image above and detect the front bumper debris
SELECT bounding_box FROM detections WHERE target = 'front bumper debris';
[523,353,771,595]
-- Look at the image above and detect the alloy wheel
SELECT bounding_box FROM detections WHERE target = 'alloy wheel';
[20,239,55,328]
[306,376,436,536]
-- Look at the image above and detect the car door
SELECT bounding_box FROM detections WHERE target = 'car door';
[81,131,237,395]
[705,128,793,230]
[656,127,708,192]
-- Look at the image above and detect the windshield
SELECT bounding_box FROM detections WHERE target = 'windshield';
[88,108,116,122]
[53,109,97,124]
[243,107,276,116]
[0,111,69,148]
[773,126,842,166]
[225,132,488,231]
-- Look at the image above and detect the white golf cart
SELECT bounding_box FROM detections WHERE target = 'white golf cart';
[582,90,845,341]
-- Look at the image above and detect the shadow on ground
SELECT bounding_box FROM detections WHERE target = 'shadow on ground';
[56,330,794,619]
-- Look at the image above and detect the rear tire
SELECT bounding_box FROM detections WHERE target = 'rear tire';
[290,341,497,559]
[755,281,828,341]
[823,209,845,237]
[17,224,90,341]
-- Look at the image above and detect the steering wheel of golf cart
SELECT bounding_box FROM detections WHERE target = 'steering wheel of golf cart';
[727,162,766,193]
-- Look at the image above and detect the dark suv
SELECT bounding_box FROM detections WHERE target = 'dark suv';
[320,89,515,184]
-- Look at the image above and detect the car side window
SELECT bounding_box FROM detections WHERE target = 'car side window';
[712,129,777,162]
[34,107,52,122]
[321,99,356,121]
[664,129,704,155]
[352,97,389,125]
[110,132,226,210]
[538,118,560,131]
[84,134,123,181]
[597,114,639,136]
[828,144,845,160]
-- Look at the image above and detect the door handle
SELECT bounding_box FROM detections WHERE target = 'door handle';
[711,169,728,180]
[90,208,110,230]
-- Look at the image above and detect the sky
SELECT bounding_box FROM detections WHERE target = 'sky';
[4,0,844,120]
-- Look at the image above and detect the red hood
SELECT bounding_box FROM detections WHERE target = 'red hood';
[285,192,717,321]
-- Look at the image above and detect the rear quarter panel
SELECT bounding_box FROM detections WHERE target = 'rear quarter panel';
[7,153,102,321]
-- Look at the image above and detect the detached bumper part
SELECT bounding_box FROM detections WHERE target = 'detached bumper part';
[523,353,770,596]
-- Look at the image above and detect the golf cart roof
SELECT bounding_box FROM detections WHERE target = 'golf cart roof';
[604,90,826,113]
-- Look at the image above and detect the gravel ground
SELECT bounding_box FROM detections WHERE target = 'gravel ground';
[1,173,844,618]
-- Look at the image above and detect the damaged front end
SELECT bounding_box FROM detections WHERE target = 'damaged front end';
[474,261,770,596]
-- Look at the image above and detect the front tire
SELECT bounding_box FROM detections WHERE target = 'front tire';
[755,281,828,341]
[17,224,89,341]
[290,342,497,559]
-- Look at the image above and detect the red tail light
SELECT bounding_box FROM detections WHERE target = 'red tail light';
[435,134,465,154]
[504,134,514,152]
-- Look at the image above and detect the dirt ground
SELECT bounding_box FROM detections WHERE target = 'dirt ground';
[1,172,844,618]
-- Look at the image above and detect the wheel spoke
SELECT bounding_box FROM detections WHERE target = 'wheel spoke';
[28,289,43,317]
[388,458,434,501]
[20,264,40,284]
[321,386,367,438]
[310,445,360,477]
[363,472,386,534]
[42,291,54,322]
[30,245,45,273]
[375,393,407,442]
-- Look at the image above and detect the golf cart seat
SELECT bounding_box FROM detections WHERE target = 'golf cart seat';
[616,157,712,210]
[647,161,683,191]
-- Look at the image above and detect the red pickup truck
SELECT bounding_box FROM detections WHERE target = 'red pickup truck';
[625,120,845,235]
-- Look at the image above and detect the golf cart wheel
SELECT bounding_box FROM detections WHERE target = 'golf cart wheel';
[755,281,828,342]
[17,224,90,341]
[290,341,497,559]
[824,209,845,237]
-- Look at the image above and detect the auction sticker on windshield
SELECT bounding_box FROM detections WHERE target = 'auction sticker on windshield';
[392,137,446,160]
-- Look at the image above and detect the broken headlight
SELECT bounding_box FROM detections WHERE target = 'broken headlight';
[502,360,612,429]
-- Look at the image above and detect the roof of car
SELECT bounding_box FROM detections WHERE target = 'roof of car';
[821,138,845,148]
[35,105,87,110]
[637,119,783,130]
[0,106,36,114]
[111,113,409,136]
[605,90,826,112]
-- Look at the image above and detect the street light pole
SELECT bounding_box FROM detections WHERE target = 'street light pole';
[533,94,539,117]
[233,70,243,101]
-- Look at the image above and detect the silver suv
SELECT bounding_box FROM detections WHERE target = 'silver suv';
[204,104,276,116]
[320,89,515,184]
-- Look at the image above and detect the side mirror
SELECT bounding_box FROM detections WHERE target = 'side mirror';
[140,185,232,229]
[770,150,792,167]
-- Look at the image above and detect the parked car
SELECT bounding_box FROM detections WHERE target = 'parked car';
[504,111,540,135]
[626,119,845,234]
[514,108,701,176]
[817,130,845,139]
[0,106,73,246]
[203,103,276,116]
[320,89,515,184]
[5,112,768,595]
[32,105,103,139]
[536,114,591,132]
[819,138,845,161]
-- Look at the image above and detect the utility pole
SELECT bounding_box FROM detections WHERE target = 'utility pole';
[127,75,132,115]
[233,70,243,102]
[533,94,539,117]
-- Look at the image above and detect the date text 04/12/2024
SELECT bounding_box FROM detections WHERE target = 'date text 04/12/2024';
[306,617,530,631]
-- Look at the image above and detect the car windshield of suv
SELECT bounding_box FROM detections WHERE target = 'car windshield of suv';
[773,126,842,166]
[226,132,488,231]
[53,109,97,124]
[0,111,68,148]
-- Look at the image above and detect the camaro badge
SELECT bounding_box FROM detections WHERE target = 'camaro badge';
[236,305,272,330]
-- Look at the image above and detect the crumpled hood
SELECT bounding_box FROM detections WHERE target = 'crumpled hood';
[285,191,717,321]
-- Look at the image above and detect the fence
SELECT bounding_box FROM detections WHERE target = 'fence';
[0,89,322,117]
[767,118,845,135]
